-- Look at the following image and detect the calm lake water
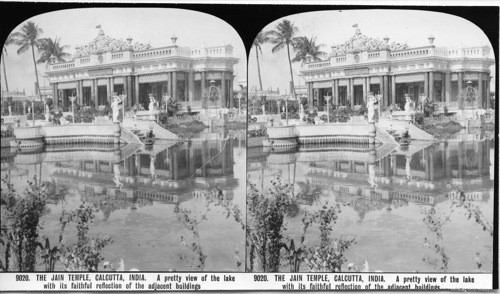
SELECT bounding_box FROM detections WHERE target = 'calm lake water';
[247,138,494,272]
[1,131,246,271]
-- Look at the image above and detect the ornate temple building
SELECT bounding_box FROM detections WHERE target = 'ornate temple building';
[300,27,495,112]
[44,27,239,111]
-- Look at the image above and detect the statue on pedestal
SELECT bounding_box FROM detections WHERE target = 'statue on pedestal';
[299,103,305,121]
[261,103,266,115]
[113,164,123,189]
[404,94,414,121]
[111,93,122,123]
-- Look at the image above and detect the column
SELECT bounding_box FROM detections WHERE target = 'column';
[168,72,173,96]
[201,72,206,108]
[429,72,434,100]
[458,72,463,108]
[228,77,234,108]
[106,78,112,104]
[445,72,451,103]
[53,83,59,108]
[188,72,194,102]
[110,78,115,96]
[391,76,396,107]
[478,73,483,108]
[384,76,390,106]
[220,74,226,108]
[93,79,98,107]
[134,76,140,107]
[184,73,189,103]
[458,141,463,178]
[379,77,384,105]
[331,80,336,105]
[362,77,367,100]
[349,78,354,107]
[308,82,313,105]
[486,75,490,109]
[127,76,133,107]
[78,81,84,105]
[424,72,429,98]
[172,71,177,101]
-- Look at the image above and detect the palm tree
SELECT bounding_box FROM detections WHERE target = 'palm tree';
[1,34,15,92]
[11,21,44,99]
[252,31,269,91]
[292,36,327,64]
[267,19,300,99]
[37,37,71,66]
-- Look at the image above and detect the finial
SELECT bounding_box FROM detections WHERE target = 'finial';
[171,34,178,45]
[428,34,435,45]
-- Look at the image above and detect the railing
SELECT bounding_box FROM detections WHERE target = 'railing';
[390,48,430,60]
[80,57,90,64]
[133,46,191,60]
[368,52,381,59]
[52,62,75,70]
[111,53,124,60]
[267,125,297,139]
[448,46,489,58]
[180,101,202,110]
[335,56,347,63]
[307,60,331,69]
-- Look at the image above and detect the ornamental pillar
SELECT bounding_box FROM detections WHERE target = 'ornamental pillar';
[53,83,58,108]
[429,72,434,100]
[221,73,226,108]
[228,76,234,108]
[349,78,354,107]
[486,75,491,109]
[110,78,115,96]
[93,79,99,107]
[127,76,133,107]
[188,72,194,102]
[458,72,463,108]
[384,76,390,106]
[424,72,429,98]
[362,77,368,101]
[172,71,177,101]
[201,72,207,109]
[107,78,112,104]
[134,76,140,107]
[478,73,483,108]
[391,76,396,107]
[445,72,451,103]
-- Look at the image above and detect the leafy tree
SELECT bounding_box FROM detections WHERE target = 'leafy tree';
[267,19,300,99]
[11,21,44,99]
[37,37,71,66]
[2,34,15,92]
[292,36,327,64]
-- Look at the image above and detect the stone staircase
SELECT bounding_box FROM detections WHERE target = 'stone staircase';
[377,117,434,141]
[375,126,399,145]
[122,117,178,140]
[120,126,144,145]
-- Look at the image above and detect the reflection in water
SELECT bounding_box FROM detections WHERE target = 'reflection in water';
[2,131,246,271]
[248,139,494,272]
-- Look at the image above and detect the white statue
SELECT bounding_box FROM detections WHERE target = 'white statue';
[404,95,414,121]
[45,104,50,122]
[148,94,156,120]
[113,164,123,189]
[368,163,377,188]
[282,105,285,113]
[150,155,156,180]
[111,94,122,123]
[299,104,305,121]
[419,94,427,112]
[162,93,170,112]
[277,100,281,115]
[8,105,12,116]
[261,103,266,115]
[405,156,412,181]
[367,93,378,123]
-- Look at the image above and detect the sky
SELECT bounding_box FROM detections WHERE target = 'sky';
[1,8,247,94]
[248,9,496,94]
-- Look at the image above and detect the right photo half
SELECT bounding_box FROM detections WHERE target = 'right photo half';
[246,9,495,273]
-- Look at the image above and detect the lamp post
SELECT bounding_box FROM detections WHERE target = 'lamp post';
[325,94,332,123]
[69,94,76,123]
[236,92,243,115]
[30,96,35,126]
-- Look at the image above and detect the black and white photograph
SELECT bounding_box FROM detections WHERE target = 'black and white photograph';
[0,8,247,273]
[246,9,495,274]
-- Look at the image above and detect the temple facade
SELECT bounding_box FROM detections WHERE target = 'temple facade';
[300,28,495,113]
[44,27,239,112]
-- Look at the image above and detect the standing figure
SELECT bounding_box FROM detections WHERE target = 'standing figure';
[111,94,122,123]
[148,94,156,120]
[261,103,266,115]
[367,93,378,123]
[45,103,50,122]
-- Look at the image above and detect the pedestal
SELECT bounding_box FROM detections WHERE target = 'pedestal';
[113,122,121,145]
[368,122,376,145]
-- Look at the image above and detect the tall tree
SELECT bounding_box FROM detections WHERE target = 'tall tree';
[292,36,327,64]
[37,37,71,66]
[2,35,15,92]
[11,21,44,100]
[267,19,300,99]
[252,31,269,91]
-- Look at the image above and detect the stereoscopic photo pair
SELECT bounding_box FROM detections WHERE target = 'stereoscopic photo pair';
[0,7,496,274]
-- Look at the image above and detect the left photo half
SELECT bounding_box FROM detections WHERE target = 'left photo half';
[1,8,247,272]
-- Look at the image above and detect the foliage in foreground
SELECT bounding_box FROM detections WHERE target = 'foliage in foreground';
[0,176,112,272]
[246,176,356,272]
